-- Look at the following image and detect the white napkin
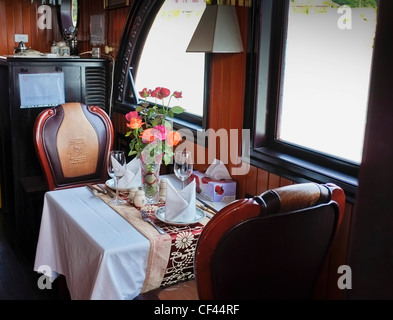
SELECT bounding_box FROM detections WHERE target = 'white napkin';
[205,159,232,180]
[165,179,196,222]
[117,157,142,189]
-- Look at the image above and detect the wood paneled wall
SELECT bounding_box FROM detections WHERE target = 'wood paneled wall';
[0,0,61,55]
[1,0,352,299]
[78,0,129,57]
[0,0,129,57]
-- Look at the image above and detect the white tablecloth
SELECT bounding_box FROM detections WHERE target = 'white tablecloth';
[33,187,150,300]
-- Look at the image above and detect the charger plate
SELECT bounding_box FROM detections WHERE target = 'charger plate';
[154,207,205,226]
[105,179,135,192]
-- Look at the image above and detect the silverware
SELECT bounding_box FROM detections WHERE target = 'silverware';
[98,183,115,198]
[86,183,115,198]
[196,202,216,215]
[95,184,107,194]
[141,210,166,235]
[86,184,99,196]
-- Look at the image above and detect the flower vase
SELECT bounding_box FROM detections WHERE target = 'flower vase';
[140,157,161,205]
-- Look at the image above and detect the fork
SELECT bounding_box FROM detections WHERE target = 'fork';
[141,210,166,235]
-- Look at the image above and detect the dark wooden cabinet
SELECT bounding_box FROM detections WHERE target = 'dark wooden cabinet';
[0,56,111,259]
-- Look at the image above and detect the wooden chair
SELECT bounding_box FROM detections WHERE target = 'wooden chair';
[33,102,114,191]
[135,182,345,300]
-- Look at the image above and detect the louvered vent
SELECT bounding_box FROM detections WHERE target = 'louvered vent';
[85,67,107,110]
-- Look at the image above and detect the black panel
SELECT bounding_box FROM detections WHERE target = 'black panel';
[0,57,110,259]
[85,66,108,108]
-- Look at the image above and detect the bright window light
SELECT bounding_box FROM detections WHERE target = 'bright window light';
[135,0,206,117]
[278,1,378,164]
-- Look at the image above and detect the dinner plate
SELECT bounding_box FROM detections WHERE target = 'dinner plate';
[154,207,206,226]
[105,179,135,192]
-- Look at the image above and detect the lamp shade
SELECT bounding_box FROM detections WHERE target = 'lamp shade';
[186,4,243,53]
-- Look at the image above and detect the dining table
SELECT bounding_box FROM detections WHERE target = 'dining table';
[33,175,218,300]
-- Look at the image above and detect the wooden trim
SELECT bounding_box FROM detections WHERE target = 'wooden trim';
[104,0,129,10]
[33,108,56,190]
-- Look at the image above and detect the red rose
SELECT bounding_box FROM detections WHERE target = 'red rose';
[153,87,170,99]
[159,87,170,98]
[139,88,149,98]
[125,111,140,122]
[173,91,182,99]
[150,89,158,98]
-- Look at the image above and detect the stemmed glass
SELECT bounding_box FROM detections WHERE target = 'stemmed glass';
[174,150,193,189]
[107,150,127,205]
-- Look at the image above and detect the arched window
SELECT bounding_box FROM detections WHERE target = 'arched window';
[114,0,208,132]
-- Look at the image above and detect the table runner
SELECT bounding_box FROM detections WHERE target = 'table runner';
[95,192,208,293]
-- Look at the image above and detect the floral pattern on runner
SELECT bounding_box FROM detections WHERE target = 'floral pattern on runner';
[145,204,206,287]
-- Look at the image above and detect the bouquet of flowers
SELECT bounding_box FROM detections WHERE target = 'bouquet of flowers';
[125,87,184,165]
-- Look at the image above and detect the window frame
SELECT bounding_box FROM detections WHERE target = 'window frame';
[113,0,209,141]
[245,0,373,202]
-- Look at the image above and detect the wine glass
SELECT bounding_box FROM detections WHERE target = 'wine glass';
[107,150,127,205]
[174,150,193,189]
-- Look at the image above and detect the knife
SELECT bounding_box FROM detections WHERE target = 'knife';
[87,184,110,197]
[196,200,216,215]
[86,184,99,196]
[98,183,115,198]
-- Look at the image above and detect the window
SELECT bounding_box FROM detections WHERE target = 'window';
[247,0,379,199]
[279,0,378,164]
[135,0,206,118]
[113,0,208,133]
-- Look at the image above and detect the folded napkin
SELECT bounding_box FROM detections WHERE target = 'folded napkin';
[165,179,196,222]
[205,159,232,180]
[117,157,142,189]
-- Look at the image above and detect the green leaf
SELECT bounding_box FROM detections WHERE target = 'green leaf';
[136,106,145,112]
[163,153,171,166]
[170,106,185,114]
[125,131,131,137]
[168,110,174,118]
[166,149,174,159]
[129,140,136,152]
[164,121,173,131]
[151,118,160,127]
[148,109,157,119]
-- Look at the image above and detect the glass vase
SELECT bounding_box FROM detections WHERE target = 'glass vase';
[140,157,161,205]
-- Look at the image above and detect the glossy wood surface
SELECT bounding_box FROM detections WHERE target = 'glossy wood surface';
[0,0,61,55]
[0,0,129,57]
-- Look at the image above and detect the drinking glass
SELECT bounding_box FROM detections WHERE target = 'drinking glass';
[174,150,193,189]
[107,150,127,205]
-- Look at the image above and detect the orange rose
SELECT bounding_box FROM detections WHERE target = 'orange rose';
[127,117,144,129]
[141,128,162,143]
[141,128,155,143]
[166,131,182,146]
